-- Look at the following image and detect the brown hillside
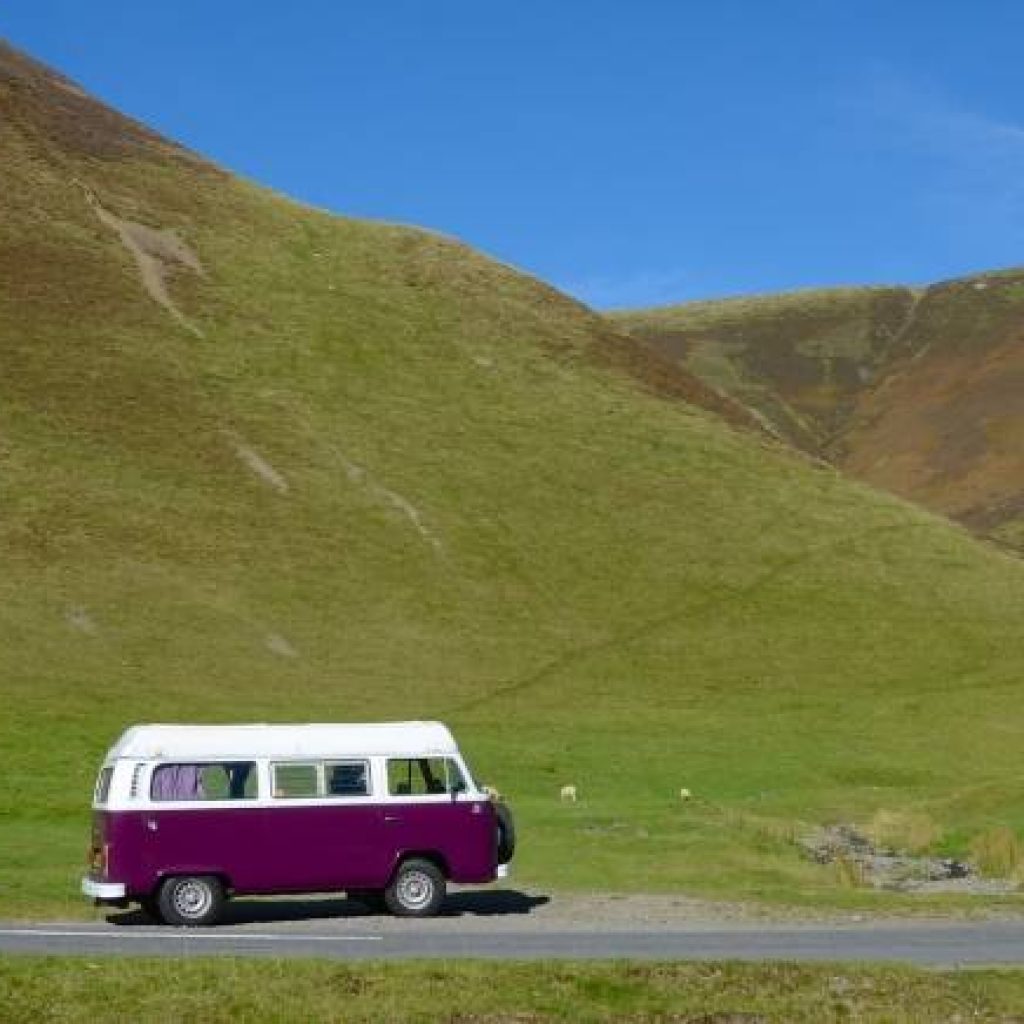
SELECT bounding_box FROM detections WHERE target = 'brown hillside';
[613,274,1024,550]
[838,275,1024,548]
[612,287,919,451]
[0,41,209,163]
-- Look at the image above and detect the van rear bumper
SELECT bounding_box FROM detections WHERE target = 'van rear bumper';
[81,877,127,900]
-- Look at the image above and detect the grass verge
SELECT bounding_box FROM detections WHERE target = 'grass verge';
[3,957,1024,1022]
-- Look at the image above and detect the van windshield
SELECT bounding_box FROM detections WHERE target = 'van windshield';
[387,757,465,796]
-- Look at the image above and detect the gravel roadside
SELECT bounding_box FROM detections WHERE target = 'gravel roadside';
[60,886,1024,935]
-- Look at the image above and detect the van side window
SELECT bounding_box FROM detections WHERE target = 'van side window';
[151,762,257,801]
[129,763,145,799]
[272,763,318,798]
[324,761,369,797]
[387,757,465,796]
[94,766,114,803]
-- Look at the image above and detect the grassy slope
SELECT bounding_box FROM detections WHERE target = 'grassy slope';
[2,44,1024,916]
[612,277,1024,549]
[4,959,1024,1023]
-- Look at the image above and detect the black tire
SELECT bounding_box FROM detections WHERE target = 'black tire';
[347,889,387,914]
[495,802,516,864]
[384,858,446,918]
[138,895,163,922]
[157,875,225,927]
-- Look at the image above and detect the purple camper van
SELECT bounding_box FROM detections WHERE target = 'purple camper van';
[82,722,514,925]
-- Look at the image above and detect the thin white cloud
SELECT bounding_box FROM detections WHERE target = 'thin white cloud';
[855,71,1024,221]
[559,266,693,310]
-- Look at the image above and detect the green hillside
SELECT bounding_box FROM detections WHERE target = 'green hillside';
[3,42,1024,917]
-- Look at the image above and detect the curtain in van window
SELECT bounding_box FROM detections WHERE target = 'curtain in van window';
[151,764,205,801]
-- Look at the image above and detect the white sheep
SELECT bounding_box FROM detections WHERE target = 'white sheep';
[679,788,692,802]
[560,784,577,803]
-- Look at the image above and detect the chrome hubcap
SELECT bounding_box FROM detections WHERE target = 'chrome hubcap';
[173,879,212,918]
[397,870,433,909]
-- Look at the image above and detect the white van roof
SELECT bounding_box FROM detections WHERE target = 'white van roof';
[105,722,460,762]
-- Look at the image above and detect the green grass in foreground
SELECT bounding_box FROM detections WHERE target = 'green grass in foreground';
[3,958,1024,1023]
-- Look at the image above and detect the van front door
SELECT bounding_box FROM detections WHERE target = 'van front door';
[381,757,496,883]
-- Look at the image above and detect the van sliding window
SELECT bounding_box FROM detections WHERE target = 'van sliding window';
[324,761,369,797]
[150,762,257,801]
[271,763,318,798]
[270,761,370,798]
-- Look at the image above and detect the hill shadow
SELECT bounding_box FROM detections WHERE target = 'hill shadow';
[105,889,550,927]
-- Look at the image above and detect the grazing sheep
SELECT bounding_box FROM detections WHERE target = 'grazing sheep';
[679,788,692,802]
[560,784,577,803]
[483,785,501,801]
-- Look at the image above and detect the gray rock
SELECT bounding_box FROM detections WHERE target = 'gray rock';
[797,823,1018,895]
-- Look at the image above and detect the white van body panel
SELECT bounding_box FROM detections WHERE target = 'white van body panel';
[94,721,481,811]
[106,721,459,762]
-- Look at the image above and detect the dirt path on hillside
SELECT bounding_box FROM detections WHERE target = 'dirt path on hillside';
[79,183,205,336]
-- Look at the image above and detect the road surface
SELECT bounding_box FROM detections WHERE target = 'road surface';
[3,891,1024,965]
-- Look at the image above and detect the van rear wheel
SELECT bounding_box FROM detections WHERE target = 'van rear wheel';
[157,875,225,927]
[139,895,162,922]
[385,859,445,917]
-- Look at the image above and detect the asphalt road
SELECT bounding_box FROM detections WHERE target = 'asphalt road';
[4,915,1024,965]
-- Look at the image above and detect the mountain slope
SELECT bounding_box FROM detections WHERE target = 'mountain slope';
[3,41,1024,914]
[613,276,1024,550]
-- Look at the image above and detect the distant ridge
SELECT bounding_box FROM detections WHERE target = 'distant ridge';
[613,272,1024,551]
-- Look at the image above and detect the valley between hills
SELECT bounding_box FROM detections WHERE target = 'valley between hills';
[614,278,1024,554]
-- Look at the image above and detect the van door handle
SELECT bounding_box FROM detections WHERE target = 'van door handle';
[383,814,402,824]
[145,818,158,832]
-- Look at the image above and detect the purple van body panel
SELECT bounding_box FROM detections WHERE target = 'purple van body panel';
[96,800,497,897]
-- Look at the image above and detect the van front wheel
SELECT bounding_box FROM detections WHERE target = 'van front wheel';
[157,875,225,927]
[385,859,445,917]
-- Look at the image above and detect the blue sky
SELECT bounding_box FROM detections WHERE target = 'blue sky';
[5,2,1024,308]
